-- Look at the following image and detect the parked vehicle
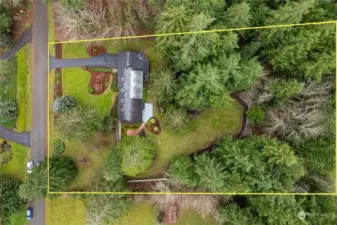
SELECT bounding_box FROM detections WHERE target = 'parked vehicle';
[26,161,34,173]
[26,207,33,220]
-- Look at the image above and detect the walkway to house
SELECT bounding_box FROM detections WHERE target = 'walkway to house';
[0,27,32,60]
[0,126,31,147]
[49,53,118,70]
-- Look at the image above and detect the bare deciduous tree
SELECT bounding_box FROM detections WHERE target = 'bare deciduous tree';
[54,0,159,41]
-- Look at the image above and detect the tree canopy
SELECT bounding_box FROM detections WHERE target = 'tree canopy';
[0,176,26,220]
[49,156,78,192]
[114,136,156,177]
[55,105,103,142]
[169,136,305,192]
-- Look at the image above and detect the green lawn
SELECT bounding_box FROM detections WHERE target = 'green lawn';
[46,197,86,225]
[113,202,157,225]
[16,44,32,132]
[61,39,166,117]
[176,209,218,225]
[0,139,28,181]
[141,97,244,177]
[7,206,27,225]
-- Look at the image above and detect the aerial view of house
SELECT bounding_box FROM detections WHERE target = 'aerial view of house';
[1,0,337,225]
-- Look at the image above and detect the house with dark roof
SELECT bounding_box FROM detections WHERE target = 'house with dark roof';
[116,51,153,140]
[117,51,149,122]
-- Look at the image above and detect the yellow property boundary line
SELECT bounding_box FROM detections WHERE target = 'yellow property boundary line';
[47,20,337,195]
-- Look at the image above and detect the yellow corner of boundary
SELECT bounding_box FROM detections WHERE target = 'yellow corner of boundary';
[47,20,337,195]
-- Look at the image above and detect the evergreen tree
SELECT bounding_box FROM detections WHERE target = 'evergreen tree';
[267,0,315,25]
[0,176,26,220]
[194,154,227,192]
[176,64,233,109]
[168,155,198,188]
[222,2,252,28]
[103,150,123,183]
[116,136,155,177]
[49,156,78,192]
[268,79,304,100]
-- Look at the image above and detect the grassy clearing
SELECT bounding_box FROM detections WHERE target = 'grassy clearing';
[0,139,28,181]
[16,44,32,132]
[7,206,27,225]
[142,96,244,177]
[176,209,218,225]
[50,132,114,190]
[113,202,157,225]
[46,197,86,225]
[50,69,115,190]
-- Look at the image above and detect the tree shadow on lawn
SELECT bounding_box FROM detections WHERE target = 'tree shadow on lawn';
[51,132,115,191]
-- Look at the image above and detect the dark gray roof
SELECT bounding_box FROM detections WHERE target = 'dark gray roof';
[117,51,150,122]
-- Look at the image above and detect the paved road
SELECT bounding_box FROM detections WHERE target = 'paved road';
[0,126,30,147]
[0,28,32,60]
[31,0,48,225]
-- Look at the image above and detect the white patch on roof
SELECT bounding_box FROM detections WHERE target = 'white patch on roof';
[130,70,143,99]
[142,103,153,122]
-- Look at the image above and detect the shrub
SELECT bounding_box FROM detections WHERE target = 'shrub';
[53,139,65,154]
[49,156,78,191]
[151,69,177,104]
[162,107,189,130]
[0,32,12,47]
[52,96,77,114]
[168,156,198,187]
[0,149,13,166]
[88,86,94,93]
[246,107,265,125]
[0,176,26,220]
[103,116,117,135]
[116,136,156,177]
[55,71,61,78]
